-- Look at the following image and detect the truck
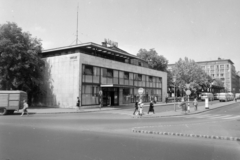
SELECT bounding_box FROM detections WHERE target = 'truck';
[0,90,28,115]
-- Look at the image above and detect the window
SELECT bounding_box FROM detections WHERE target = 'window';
[138,61,142,66]
[84,65,93,75]
[149,76,153,82]
[124,72,129,79]
[220,65,224,69]
[138,74,142,81]
[226,64,229,70]
[102,68,113,77]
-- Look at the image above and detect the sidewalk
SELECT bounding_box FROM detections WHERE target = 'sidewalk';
[140,100,238,118]
[27,100,237,116]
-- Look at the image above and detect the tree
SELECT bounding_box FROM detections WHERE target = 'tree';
[136,48,168,72]
[213,78,224,87]
[0,22,44,105]
[171,57,213,96]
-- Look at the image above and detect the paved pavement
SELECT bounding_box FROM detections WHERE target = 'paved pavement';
[25,100,238,117]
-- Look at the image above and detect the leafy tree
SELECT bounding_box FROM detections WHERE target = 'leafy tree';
[213,78,224,87]
[136,48,168,72]
[0,22,44,105]
[171,57,213,96]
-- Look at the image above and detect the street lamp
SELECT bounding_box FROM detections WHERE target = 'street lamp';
[173,75,176,111]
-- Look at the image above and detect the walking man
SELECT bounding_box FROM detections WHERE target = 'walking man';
[193,98,198,111]
[133,100,139,115]
[76,97,80,110]
[21,99,29,116]
[148,100,155,114]
[138,101,144,117]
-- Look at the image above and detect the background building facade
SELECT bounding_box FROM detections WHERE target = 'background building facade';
[40,42,167,108]
[168,58,240,94]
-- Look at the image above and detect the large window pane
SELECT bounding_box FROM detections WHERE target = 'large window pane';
[114,70,118,78]
[84,65,93,75]
[82,85,100,105]
[93,76,100,83]
[113,77,118,84]
[93,67,100,76]
[85,75,92,83]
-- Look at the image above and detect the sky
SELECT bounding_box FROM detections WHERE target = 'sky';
[1,0,240,71]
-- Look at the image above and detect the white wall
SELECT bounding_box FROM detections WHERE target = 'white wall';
[42,53,80,108]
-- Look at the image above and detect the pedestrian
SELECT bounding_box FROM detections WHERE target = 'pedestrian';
[193,98,198,111]
[165,97,168,104]
[235,95,237,102]
[76,97,80,110]
[138,101,144,117]
[154,96,157,104]
[187,101,190,113]
[148,100,155,114]
[21,99,29,116]
[180,98,187,114]
[133,100,139,115]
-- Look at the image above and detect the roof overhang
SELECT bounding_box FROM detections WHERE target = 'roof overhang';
[42,42,148,62]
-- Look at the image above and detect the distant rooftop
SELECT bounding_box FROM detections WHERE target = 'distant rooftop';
[168,58,234,66]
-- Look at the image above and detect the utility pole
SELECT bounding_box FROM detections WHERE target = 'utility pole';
[76,4,79,45]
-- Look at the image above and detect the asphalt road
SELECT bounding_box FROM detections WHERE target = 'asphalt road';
[0,102,240,160]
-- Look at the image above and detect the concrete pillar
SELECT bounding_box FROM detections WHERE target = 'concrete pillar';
[119,88,123,105]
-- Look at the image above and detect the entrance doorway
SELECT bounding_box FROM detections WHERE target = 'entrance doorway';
[102,88,119,106]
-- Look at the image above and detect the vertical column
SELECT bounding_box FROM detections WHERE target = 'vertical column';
[119,88,123,105]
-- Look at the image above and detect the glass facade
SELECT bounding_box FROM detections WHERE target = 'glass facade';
[82,64,162,106]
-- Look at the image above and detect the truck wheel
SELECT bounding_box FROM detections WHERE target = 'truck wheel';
[0,108,7,115]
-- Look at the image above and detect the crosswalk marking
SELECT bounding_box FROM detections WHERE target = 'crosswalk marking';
[223,116,240,119]
[184,114,240,120]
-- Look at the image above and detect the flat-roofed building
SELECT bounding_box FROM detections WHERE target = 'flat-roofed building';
[40,42,167,108]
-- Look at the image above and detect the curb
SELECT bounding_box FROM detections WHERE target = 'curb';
[132,129,240,142]
[138,101,237,119]
[28,108,119,115]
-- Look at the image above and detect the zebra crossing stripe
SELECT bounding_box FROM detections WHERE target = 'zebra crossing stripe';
[223,116,240,119]
[185,114,238,119]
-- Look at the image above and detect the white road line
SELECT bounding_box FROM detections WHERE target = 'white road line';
[223,116,240,119]
[184,114,236,119]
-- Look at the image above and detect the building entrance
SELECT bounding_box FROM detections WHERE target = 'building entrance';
[102,88,119,106]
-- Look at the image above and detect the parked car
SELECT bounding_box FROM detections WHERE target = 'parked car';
[200,93,214,101]
[219,93,231,102]
[0,90,27,115]
[214,93,220,100]
[228,93,234,101]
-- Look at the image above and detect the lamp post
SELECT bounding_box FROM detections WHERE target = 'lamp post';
[173,75,176,111]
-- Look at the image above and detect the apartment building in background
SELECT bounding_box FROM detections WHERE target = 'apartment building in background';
[168,58,240,93]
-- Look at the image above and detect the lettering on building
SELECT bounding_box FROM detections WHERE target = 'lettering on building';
[70,56,77,60]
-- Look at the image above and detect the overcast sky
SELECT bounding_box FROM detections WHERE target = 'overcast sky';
[1,0,240,70]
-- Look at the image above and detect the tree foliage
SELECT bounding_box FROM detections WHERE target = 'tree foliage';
[171,57,213,92]
[213,78,224,87]
[0,22,44,105]
[136,48,168,72]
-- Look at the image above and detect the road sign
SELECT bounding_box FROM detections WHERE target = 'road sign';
[186,90,191,95]
[138,88,144,95]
